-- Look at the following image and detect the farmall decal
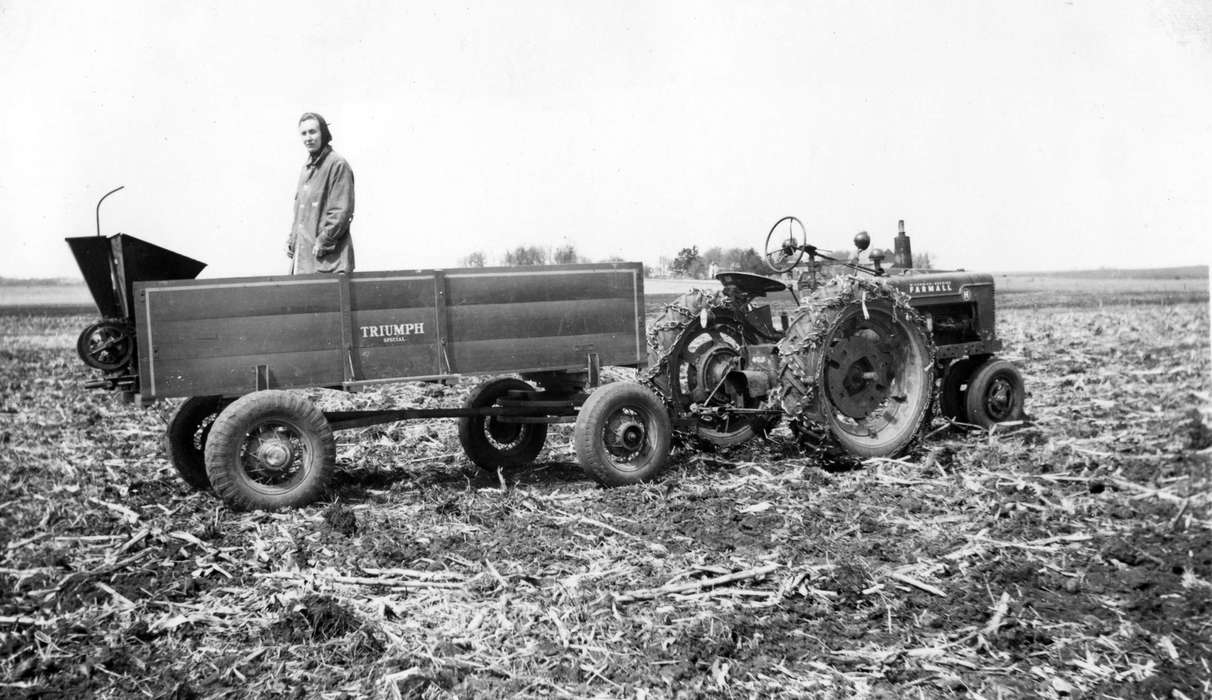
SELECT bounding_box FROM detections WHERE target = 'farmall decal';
[360,322,426,345]
[908,281,954,295]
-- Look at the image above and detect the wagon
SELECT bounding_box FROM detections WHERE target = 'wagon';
[67,232,674,510]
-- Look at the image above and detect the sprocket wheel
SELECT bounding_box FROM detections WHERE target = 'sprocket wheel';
[777,276,935,458]
[76,319,134,371]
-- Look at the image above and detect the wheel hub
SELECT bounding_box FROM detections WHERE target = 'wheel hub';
[610,417,646,451]
[986,377,1014,419]
[825,334,892,420]
[256,438,295,471]
[692,345,739,402]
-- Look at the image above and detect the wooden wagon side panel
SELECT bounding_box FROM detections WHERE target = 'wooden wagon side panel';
[444,266,645,374]
[348,275,441,379]
[136,276,348,399]
[135,263,645,401]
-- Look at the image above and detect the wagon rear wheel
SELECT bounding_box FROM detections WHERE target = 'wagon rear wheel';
[204,390,335,511]
[166,395,226,490]
[574,382,672,486]
[458,377,548,470]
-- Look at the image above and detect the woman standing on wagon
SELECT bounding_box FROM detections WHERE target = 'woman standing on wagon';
[286,112,355,274]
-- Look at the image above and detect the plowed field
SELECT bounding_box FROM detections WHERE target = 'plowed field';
[1,282,1209,698]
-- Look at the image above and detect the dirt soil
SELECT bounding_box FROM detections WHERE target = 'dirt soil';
[0,294,1209,698]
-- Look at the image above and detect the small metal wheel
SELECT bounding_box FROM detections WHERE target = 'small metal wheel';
[964,358,1026,429]
[166,396,226,490]
[764,216,807,273]
[574,382,672,486]
[458,377,548,470]
[204,390,335,511]
[76,320,134,371]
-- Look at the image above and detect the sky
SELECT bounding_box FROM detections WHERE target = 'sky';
[1,0,1210,280]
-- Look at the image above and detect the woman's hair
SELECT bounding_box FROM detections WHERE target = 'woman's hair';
[298,112,332,146]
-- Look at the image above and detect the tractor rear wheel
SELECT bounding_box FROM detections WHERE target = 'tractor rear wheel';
[166,395,225,490]
[458,377,548,470]
[778,276,935,458]
[575,382,672,486]
[964,358,1025,429]
[204,391,335,511]
[644,290,766,447]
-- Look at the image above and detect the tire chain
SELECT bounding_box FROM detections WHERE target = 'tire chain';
[643,277,937,457]
[773,274,937,456]
[641,288,727,444]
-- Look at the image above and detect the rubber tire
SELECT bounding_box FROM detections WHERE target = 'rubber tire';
[166,396,224,490]
[204,391,335,511]
[939,357,983,422]
[964,358,1026,429]
[574,382,672,486]
[778,277,935,459]
[458,377,548,470]
[822,301,934,458]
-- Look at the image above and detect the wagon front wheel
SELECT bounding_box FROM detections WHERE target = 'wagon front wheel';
[574,382,672,486]
[204,390,335,511]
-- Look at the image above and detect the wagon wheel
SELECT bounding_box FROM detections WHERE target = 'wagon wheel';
[204,391,335,511]
[964,358,1025,429]
[779,278,935,458]
[76,320,134,371]
[166,395,227,490]
[458,377,548,470]
[574,382,672,486]
[764,216,806,273]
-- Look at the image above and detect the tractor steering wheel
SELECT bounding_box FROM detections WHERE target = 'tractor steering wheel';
[764,216,807,273]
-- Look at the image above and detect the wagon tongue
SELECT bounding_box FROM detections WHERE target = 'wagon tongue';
[65,234,207,319]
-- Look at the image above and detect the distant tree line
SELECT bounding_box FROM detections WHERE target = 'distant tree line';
[459,244,624,268]
[456,242,933,275]
[666,246,768,278]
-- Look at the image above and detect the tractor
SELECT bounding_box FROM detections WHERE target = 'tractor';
[641,216,1025,465]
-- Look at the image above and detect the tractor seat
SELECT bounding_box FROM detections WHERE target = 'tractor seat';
[715,271,787,298]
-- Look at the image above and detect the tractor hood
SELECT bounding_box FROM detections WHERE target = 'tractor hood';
[886,271,994,304]
[65,234,207,319]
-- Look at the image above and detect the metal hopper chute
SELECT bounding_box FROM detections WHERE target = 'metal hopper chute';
[65,187,207,388]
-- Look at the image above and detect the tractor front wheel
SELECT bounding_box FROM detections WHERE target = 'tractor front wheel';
[964,358,1026,429]
[939,357,984,422]
[204,391,335,511]
[574,382,672,486]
